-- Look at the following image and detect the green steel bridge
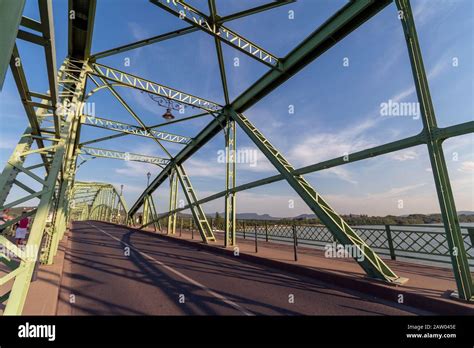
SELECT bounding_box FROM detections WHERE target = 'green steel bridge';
[0,0,472,315]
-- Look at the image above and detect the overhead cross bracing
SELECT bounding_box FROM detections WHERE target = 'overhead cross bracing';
[0,0,473,316]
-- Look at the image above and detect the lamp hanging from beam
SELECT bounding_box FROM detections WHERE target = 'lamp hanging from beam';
[143,92,190,120]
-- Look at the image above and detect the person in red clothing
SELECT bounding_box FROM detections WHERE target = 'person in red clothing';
[15,212,29,246]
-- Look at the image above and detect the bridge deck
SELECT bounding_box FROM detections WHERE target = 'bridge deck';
[147,224,474,315]
[56,221,423,315]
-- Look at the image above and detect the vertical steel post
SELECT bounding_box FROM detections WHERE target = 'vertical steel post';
[143,194,150,226]
[254,224,258,253]
[396,0,473,300]
[385,225,396,260]
[292,223,298,262]
[224,118,236,247]
[265,220,268,242]
[167,169,178,234]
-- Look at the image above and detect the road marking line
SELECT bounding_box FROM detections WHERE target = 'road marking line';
[86,222,254,316]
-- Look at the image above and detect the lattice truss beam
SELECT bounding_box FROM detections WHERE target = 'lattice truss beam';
[79,146,169,167]
[1,55,88,314]
[149,0,281,67]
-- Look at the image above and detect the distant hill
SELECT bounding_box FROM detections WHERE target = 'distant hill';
[234,213,280,221]
[7,206,474,224]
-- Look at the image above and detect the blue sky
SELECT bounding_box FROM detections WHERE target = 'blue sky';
[0,0,473,217]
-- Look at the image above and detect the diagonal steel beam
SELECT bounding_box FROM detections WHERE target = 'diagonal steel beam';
[129,112,226,215]
[38,0,59,137]
[91,75,174,158]
[91,1,294,61]
[230,111,403,283]
[91,26,199,60]
[150,0,279,67]
[81,115,192,145]
[0,0,25,89]
[88,62,222,112]
[129,0,392,217]
[175,164,215,243]
[68,0,97,59]
[232,0,391,112]
[217,1,295,23]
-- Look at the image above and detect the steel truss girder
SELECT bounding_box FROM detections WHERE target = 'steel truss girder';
[150,0,279,67]
[130,0,391,217]
[0,0,25,89]
[396,0,473,301]
[224,118,236,247]
[81,115,192,145]
[13,0,60,136]
[90,76,174,159]
[175,164,215,243]
[91,1,293,61]
[230,110,402,283]
[88,63,222,112]
[2,56,89,314]
[0,127,37,206]
[232,0,392,112]
[84,184,128,224]
[80,146,169,166]
[217,1,295,23]
[9,45,52,167]
[129,111,226,216]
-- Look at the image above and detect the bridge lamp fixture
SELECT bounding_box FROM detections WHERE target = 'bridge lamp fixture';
[144,92,187,121]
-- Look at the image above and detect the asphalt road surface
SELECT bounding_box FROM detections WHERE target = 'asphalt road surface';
[57,221,427,315]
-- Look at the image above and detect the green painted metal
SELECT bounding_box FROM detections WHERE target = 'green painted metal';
[81,115,192,144]
[88,63,222,113]
[142,194,159,230]
[0,0,26,89]
[395,0,473,301]
[81,183,128,225]
[229,110,403,284]
[167,169,179,235]
[1,54,89,314]
[224,118,236,247]
[91,0,294,61]
[231,0,391,112]
[90,74,173,158]
[175,164,215,243]
[2,0,473,316]
[150,0,279,67]
[80,146,169,166]
[217,0,295,23]
[130,0,392,217]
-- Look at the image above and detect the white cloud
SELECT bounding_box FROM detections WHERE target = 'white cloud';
[115,161,161,178]
[392,150,419,161]
[458,161,474,173]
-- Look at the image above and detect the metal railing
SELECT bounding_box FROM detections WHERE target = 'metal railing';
[233,220,474,266]
[143,216,474,267]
